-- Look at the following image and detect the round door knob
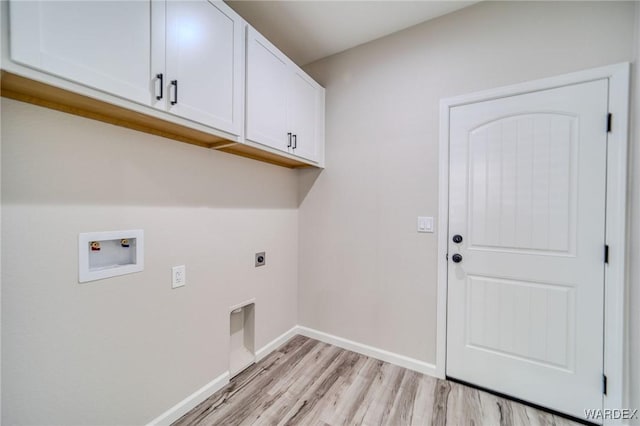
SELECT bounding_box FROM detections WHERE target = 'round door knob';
[452,234,463,244]
[452,253,463,263]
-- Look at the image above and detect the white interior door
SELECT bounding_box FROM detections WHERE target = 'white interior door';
[446,80,609,419]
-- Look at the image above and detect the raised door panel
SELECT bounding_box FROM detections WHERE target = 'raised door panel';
[245,27,289,151]
[468,114,577,254]
[9,0,153,105]
[288,69,320,162]
[165,0,243,136]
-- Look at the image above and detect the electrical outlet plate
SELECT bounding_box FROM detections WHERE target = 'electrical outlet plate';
[255,252,266,267]
[172,265,186,288]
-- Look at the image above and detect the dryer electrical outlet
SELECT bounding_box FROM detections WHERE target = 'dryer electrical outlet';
[255,252,266,267]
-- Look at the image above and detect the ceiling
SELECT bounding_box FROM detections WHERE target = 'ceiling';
[226,1,478,66]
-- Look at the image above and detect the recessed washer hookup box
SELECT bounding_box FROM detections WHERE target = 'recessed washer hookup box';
[78,229,144,283]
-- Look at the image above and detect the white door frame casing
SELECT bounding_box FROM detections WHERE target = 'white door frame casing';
[436,63,630,416]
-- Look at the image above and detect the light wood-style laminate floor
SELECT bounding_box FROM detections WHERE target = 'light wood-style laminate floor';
[173,335,582,426]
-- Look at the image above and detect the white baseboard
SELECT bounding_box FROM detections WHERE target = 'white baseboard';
[146,371,230,426]
[296,326,439,378]
[147,324,438,425]
[146,325,298,425]
[255,325,298,361]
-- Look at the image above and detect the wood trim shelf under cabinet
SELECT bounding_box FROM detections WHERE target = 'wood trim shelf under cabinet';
[0,71,318,169]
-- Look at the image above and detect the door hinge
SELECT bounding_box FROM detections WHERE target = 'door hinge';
[603,374,608,395]
[446,253,449,261]
[607,113,612,133]
[604,245,609,264]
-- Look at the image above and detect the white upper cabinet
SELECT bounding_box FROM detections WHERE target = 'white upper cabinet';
[9,0,244,138]
[246,27,324,164]
[245,28,289,151]
[164,0,243,136]
[6,1,323,167]
[9,1,153,105]
[288,69,323,162]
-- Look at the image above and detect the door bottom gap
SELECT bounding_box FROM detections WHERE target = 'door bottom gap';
[446,375,598,426]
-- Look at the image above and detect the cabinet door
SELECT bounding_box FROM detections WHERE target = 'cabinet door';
[245,27,289,151]
[165,0,243,136]
[288,69,322,162]
[9,0,154,105]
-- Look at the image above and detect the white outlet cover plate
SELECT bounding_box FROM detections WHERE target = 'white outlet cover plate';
[172,265,186,288]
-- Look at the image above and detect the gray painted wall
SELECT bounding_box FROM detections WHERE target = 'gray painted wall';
[301,0,637,406]
[1,99,299,424]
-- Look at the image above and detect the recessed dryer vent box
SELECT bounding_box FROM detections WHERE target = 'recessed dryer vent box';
[79,230,144,283]
[229,300,255,377]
